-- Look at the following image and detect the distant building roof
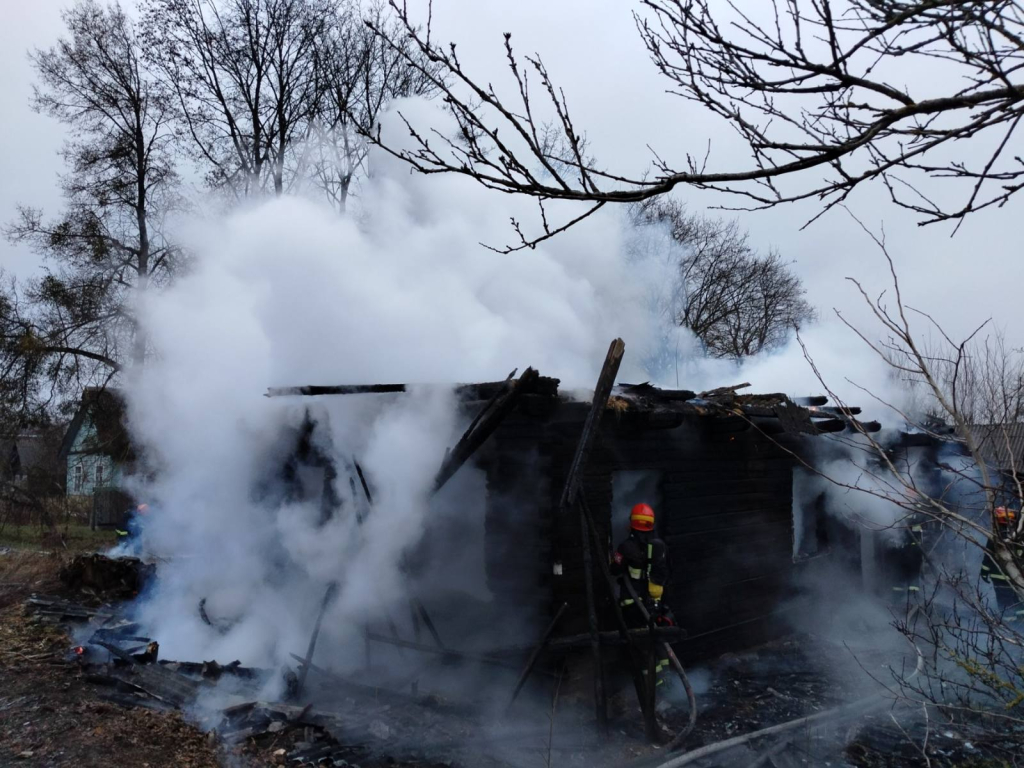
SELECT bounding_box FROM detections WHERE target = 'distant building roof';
[969,423,1024,472]
[0,431,65,491]
[59,388,134,463]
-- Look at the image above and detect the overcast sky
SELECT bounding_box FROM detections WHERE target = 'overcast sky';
[2,0,1020,348]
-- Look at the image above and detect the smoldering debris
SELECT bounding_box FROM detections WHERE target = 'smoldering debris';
[17,546,1017,768]
[59,553,154,598]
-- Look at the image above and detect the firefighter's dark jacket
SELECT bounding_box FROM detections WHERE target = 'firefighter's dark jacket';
[611,530,668,603]
[981,535,1024,584]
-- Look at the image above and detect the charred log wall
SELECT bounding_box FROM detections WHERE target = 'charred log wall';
[481,398,802,662]
[657,422,797,661]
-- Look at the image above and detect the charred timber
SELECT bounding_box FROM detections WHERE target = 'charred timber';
[94,641,200,707]
[794,396,828,406]
[266,376,559,400]
[433,367,539,493]
[813,419,848,433]
[267,383,407,396]
[699,383,751,398]
[746,417,787,436]
[559,338,625,732]
[620,383,697,401]
[286,653,476,716]
[159,659,266,680]
[363,627,686,665]
[811,405,863,417]
[848,419,882,434]
[559,339,625,515]
[490,626,687,655]
[296,582,339,695]
[506,602,568,710]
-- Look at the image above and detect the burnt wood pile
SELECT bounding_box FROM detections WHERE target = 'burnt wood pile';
[59,553,154,598]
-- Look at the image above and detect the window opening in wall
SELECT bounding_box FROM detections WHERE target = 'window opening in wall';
[95,463,104,487]
[74,464,83,493]
[792,467,829,561]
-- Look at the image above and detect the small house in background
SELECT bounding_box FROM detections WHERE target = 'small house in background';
[59,388,135,499]
[1,431,66,496]
[970,423,1024,479]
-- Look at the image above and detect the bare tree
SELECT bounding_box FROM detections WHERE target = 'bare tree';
[915,332,1024,427]
[762,224,1024,760]
[633,199,816,358]
[3,0,180,417]
[303,1,441,212]
[142,0,334,198]
[365,1,1024,249]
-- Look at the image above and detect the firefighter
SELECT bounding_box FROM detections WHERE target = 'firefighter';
[980,507,1024,623]
[115,503,149,549]
[612,503,672,688]
[889,517,925,605]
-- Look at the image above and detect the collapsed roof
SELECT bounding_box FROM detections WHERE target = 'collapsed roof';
[267,374,881,438]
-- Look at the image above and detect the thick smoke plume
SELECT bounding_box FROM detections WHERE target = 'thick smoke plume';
[118,99,694,678]
[118,99,908,689]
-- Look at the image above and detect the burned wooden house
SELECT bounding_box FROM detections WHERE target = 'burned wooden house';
[468,378,883,662]
[270,351,888,665]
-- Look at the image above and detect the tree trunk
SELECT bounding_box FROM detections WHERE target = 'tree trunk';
[132,117,150,369]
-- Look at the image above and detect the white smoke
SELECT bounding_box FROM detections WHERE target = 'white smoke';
[116,96,917,683]
[815,453,914,544]
[118,98,694,674]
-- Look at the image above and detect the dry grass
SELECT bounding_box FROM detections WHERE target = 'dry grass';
[0,602,222,767]
[0,523,114,554]
[0,550,63,610]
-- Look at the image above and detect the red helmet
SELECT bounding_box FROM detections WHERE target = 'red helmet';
[994,507,1017,525]
[630,503,655,532]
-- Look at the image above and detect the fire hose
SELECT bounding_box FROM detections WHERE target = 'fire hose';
[645,603,926,768]
[575,494,698,744]
[622,578,698,748]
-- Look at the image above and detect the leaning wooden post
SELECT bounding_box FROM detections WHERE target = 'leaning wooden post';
[506,601,568,712]
[558,338,625,732]
[580,493,653,731]
[558,344,623,514]
[296,581,339,696]
[579,504,607,730]
[432,368,538,494]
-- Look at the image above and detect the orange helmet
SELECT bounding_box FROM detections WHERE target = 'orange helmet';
[136,503,150,515]
[630,503,655,532]
[994,507,1017,525]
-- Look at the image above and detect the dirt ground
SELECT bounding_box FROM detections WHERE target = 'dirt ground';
[3,550,1016,768]
[0,551,222,767]
[0,551,457,768]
